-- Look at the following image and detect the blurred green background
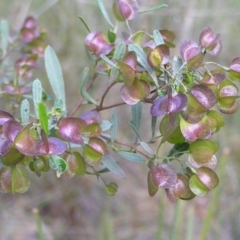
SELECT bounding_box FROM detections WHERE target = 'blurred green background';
[1,0,240,239]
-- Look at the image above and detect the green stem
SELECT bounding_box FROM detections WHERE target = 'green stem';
[203,62,230,71]
[155,198,164,240]
[186,206,194,240]
[169,200,184,240]
[32,208,45,240]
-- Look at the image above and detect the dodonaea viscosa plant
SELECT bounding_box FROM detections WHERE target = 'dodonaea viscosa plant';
[0,1,239,202]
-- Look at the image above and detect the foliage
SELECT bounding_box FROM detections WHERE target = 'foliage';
[0,0,239,204]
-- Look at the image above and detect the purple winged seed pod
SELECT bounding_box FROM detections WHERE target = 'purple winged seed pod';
[150,89,187,124]
[115,0,139,20]
[79,111,101,125]
[199,27,222,56]
[58,117,87,144]
[84,31,114,57]
[149,162,177,189]
[180,40,201,62]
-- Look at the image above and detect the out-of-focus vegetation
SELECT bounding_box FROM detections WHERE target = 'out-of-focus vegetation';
[1,0,240,239]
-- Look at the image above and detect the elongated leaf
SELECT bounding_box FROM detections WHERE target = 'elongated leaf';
[116,151,145,162]
[97,0,114,28]
[0,20,9,56]
[101,155,125,178]
[44,45,66,112]
[139,4,168,14]
[172,56,183,82]
[78,16,91,33]
[100,54,118,69]
[79,67,98,105]
[151,116,157,139]
[110,43,126,81]
[32,79,42,118]
[153,30,164,46]
[85,45,94,64]
[110,113,118,143]
[131,102,142,141]
[38,103,49,135]
[49,155,68,178]
[140,141,154,155]
[20,99,30,125]
[129,121,141,140]
[128,44,159,87]
[100,120,112,131]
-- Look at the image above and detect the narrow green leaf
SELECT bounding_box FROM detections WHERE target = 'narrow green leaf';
[100,120,112,131]
[139,4,168,14]
[128,44,159,87]
[113,42,126,60]
[79,67,98,105]
[151,116,157,139]
[38,103,49,135]
[100,54,118,69]
[110,113,118,143]
[44,45,66,112]
[101,155,125,178]
[129,121,141,140]
[0,20,9,56]
[167,142,190,158]
[153,30,164,46]
[20,99,30,125]
[85,45,94,64]
[97,0,114,28]
[116,151,145,162]
[32,79,42,118]
[110,43,126,81]
[49,155,68,178]
[172,56,183,82]
[78,16,91,33]
[140,141,154,155]
[131,102,142,141]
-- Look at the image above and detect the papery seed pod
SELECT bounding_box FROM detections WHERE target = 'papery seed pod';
[196,167,219,190]
[79,111,101,125]
[147,45,170,68]
[84,31,114,57]
[2,146,25,166]
[113,0,139,21]
[0,110,14,125]
[106,182,118,196]
[11,166,31,193]
[189,167,219,197]
[147,171,158,197]
[0,166,12,193]
[199,27,222,56]
[120,79,150,105]
[81,123,102,138]
[229,57,240,80]
[149,162,177,189]
[58,117,87,144]
[88,137,107,156]
[180,115,211,142]
[65,152,86,178]
[165,174,194,202]
[188,139,218,169]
